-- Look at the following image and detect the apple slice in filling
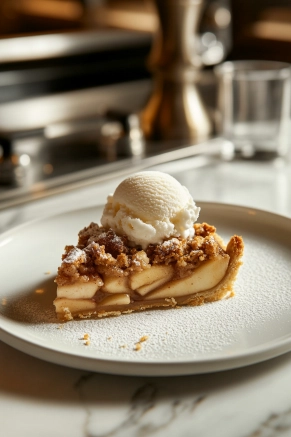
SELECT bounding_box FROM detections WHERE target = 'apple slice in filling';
[129,265,174,296]
[102,276,131,293]
[54,297,97,314]
[144,256,229,300]
[57,279,102,299]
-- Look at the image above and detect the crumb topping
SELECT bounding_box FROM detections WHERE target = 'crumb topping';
[55,222,227,286]
[134,343,142,351]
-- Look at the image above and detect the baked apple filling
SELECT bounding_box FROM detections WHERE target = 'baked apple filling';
[54,222,244,321]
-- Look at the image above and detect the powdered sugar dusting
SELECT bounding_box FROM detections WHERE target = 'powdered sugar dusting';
[63,247,85,263]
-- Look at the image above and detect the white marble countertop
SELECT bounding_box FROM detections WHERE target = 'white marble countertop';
[1,154,291,437]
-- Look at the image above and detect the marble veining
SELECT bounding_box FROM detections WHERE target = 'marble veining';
[47,350,291,437]
[247,408,291,437]
[74,373,207,437]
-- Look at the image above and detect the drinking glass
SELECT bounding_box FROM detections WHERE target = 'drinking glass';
[214,60,291,159]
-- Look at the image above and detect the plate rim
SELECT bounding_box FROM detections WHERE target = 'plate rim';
[1,200,291,241]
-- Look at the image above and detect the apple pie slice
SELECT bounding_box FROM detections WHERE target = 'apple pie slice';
[54,171,244,321]
[54,222,244,321]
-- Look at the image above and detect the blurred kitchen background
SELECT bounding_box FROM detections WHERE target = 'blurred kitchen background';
[0,0,291,204]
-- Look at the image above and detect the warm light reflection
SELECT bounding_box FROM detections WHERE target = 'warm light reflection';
[0,33,84,64]
[183,83,209,136]
[0,238,12,248]
[214,7,231,28]
[18,0,83,20]
[247,210,257,216]
[252,21,291,42]
[19,154,31,166]
[93,8,157,33]
[35,289,44,294]
[1,298,7,306]
[45,123,75,139]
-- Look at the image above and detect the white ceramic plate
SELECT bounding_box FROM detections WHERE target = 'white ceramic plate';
[0,203,291,376]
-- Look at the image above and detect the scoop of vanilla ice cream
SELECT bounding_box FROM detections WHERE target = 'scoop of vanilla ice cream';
[100,171,200,248]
